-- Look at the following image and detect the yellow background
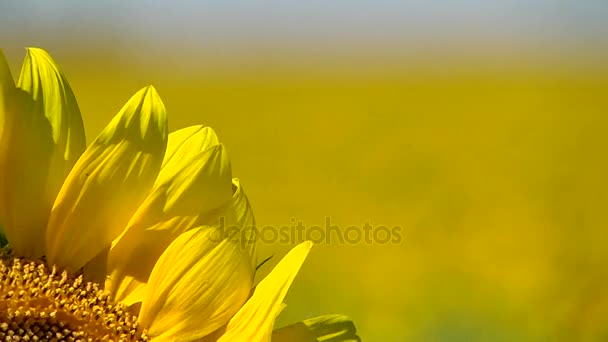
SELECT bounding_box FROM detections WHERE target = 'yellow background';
[3,3,608,340]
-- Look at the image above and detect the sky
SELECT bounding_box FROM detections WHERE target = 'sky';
[1,1,607,54]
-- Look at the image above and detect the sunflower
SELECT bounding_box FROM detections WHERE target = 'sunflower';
[0,48,360,342]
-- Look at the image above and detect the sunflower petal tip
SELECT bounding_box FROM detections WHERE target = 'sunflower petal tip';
[304,314,360,341]
[24,47,49,58]
[144,84,158,95]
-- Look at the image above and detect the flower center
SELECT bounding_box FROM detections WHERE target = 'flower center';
[0,253,148,341]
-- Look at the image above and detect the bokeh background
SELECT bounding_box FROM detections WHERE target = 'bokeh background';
[2,1,608,340]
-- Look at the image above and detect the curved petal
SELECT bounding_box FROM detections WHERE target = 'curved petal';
[162,125,219,169]
[18,47,86,196]
[0,49,15,223]
[138,227,253,341]
[231,178,257,269]
[0,49,14,152]
[105,126,233,304]
[218,241,313,342]
[0,48,84,257]
[272,322,316,341]
[46,86,167,271]
[272,315,361,342]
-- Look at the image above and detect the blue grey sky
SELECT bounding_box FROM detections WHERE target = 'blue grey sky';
[1,1,607,54]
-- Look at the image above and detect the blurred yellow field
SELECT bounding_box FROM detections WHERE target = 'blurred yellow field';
[4,48,605,340]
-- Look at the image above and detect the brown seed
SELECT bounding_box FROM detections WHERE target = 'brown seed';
[0,254,148,341]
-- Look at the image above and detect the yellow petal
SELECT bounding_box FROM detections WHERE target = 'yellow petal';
[0,49,78,257]
[218,241,313,342]
[46,86,167,271]
[157,139,231,217]
[105,126,233,304]
[139,227,253,341]
[162,125,219,169]
[0,49,14,147]
[0,49,15,221]
[231,178,257,269]
[272,315,361,342]
[18,47,86,196]
[271,322,316,341]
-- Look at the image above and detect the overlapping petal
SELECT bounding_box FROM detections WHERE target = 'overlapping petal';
[230,178,257,268]
[272,315,361,342]
[46,86,167,271]
[0,50,15,222]
[218,241,313,342]
[139,226,253,341]
[105,125,234,304]
[0,50,13,150]
[18,48,86,198]
[0,48,85,258]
